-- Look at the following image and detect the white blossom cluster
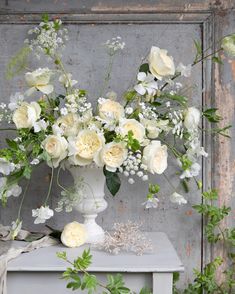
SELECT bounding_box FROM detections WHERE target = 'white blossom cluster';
[168,110,184,138]
[120,151,148,184]
[25,19,68,59]
[138,102,158,120]
[105,37,125,55]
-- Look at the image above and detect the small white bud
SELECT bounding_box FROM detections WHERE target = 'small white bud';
[128,178,135,184]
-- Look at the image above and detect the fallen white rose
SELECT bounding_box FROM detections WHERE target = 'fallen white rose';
[61,221,87,248]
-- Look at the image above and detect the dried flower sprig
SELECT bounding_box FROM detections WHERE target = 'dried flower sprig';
[97,221,153,255]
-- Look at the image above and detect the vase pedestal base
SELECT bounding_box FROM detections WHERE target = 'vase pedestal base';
[83,213,105,244]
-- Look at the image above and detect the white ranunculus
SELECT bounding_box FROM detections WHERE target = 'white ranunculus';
[176,63,191,77]
[56,113,80,137]
[170,192,187,205]
[142,141,168,174]
[184,107,201,130]
[33,119,48,133]
[61,222,87,248]
[98,99,124,122]
[32,206,54,224]
[119,119,145,143]
[0,177,22,199]
[148,46,175,80]
[25,68,54,96]
[42,135,68,168]
[141,118,162,139]
[95,142,127,172]
[68,130,105,166]
[180,162,201,179]
[8,92,24,111]
[59,73,77,88]
[134,72,158,96]
[0,158,15,175]
[12,102,41,129]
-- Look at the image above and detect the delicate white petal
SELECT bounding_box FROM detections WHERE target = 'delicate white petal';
[36,84,54,94]
[134,84,146,95]
[137,72,147,82]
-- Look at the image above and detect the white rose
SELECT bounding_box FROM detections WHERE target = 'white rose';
[98,99,124,122]
[68,130,105,166]
[25,68,54,96]
[184,107,200,130]
[61,222,87,248]
[119,119,145,143]
[56,113,80,137]
[13,102,41,129]
[149,46,175,80]
[95,142,127,172]
[142,141,168,174]
[42,135,68,168]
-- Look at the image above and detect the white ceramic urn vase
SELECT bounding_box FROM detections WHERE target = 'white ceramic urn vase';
[68,165,108,244]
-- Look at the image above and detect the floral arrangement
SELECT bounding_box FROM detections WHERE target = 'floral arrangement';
[0,15,233,236]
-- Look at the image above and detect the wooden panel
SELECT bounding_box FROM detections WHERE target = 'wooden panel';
[0,1,234,289]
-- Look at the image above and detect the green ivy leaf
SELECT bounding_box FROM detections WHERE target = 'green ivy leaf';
[103,168,121,196]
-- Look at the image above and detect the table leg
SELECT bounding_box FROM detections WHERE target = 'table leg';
[152,273,173,294]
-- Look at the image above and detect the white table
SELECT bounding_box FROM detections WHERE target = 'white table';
[7,232,184,294]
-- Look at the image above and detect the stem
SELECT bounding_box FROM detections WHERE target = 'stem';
[163,172,177,192]
[17,180,30,219]
[160,47,223,91]
[44,165,54,205]
[56,165,70,193]
[0,128,16,131]
[99,54,115,98]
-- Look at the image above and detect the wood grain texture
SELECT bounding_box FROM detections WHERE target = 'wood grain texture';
[0,0,234,289]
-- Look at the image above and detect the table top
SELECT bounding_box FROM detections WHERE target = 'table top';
[7,232,184,273]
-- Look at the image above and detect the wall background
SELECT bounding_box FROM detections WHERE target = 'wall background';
[0,0,234,289]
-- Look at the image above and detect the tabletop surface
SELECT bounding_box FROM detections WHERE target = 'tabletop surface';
[7,232,184,273]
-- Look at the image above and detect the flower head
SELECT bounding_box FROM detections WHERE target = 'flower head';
[32,206,54,224]
[25,68,54,96]
[134,72,158,96]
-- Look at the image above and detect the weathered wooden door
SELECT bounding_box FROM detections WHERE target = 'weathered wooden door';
[0,0,234,289]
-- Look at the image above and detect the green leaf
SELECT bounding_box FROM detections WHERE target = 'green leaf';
[202,189,218,200]
[203,108,222,123]
[41,13,49,23]
[181,179,189,193]
[6,139,18,150]
[123,90,136,102]
[103,168,121,196]
[56,251,67,260]
[139,286,152,294]
[74,248,92,270]
[158,93,188,106]
[139,63,149,74]
[212,56,223,64]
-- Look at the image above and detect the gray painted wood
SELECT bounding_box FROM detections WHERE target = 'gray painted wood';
[7,233,182,294]
[0,0,234,289]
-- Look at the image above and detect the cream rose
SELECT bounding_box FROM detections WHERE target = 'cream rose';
[142,140,168,174]
[119,119,145,143]
[13,102,41,129]
[61,222,87,248]
[56,113,80,137]
[42,135,68,168]
[95,142,127,172]
[98,99,124,121]
[25,68,54,96]
[149,46,175,80]
[68,130,105,166]
[184,107,200,130]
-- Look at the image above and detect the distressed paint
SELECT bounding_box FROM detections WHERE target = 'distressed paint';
[0,0,234,290]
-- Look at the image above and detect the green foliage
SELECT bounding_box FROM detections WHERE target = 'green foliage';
[123,90,137,103]
[139,63,149,74]
[203,108,222,123]
[174,190,235,294]
[103,168,121,196]
[193,40,202,63]
[5,46,31,80]
[212,56,223,64]
[58,249,152,294]
[158,93,188,106]
[126,131,141,152]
